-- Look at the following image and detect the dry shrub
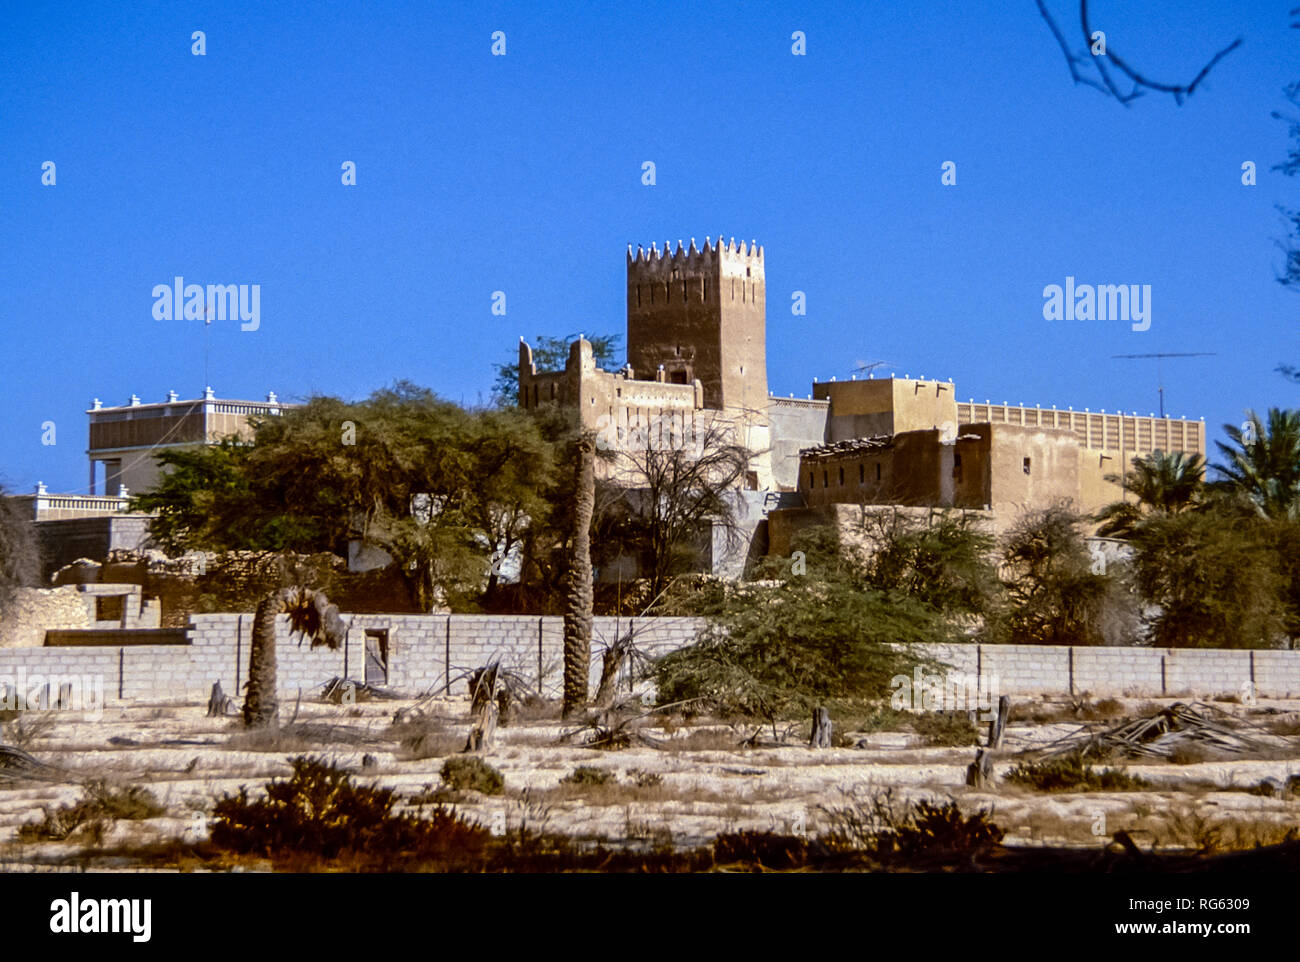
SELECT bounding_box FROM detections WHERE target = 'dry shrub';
[391,718,461,760]
[224,723,368,753]
[1168,742,1214,765]
[210,755,490,870]
[819,789,1003,864]
[1267,715,1300,736]
[659,728,743,752]
[713,830,808,869]
[19,780,164,842]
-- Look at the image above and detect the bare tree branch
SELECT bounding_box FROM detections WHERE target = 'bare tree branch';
[1037,0,1241,107]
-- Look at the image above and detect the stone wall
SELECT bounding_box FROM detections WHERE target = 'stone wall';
[0,587,91,648]
[0,611,1295,704]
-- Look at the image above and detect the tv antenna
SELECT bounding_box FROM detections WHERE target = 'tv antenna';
[1110,352,1217,418]
[850,359,891,377]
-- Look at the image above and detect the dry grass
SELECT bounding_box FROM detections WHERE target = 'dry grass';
[656,728,747,752]
[390,718,463,760]
[1266,715,1300,736]
[223,722,375,753]
[1157,807,1299,853]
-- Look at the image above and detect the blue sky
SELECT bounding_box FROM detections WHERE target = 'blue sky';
[2,0,1297,493]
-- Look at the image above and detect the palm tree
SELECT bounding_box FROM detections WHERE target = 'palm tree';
[561,433,596,719]
[1212,408,1300,520]
[244,586,348,728]
[1095,450,1204,537]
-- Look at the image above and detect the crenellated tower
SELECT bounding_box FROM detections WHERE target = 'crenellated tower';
[626,236,768,413]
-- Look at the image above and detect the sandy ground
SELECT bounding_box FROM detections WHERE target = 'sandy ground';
[0,693,1297,869]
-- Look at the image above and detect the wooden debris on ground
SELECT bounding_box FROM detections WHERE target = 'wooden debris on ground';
[0,744,74,783]
[1029,701,1288,761]
[319,676,402,704]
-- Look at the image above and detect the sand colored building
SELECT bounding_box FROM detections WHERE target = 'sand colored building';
[520,235,1207,571]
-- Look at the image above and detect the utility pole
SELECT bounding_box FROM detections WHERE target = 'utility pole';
[1110,352,1217,418]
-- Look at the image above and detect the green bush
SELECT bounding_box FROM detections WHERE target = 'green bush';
[910,711,980,747]
[439,755,505,795]
[1003,753,1148,792]
[561,765,616,786]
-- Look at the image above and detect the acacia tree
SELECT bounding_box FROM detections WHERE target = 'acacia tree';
[1131,508,1289,649]
[594,415,751,601]
[997,503,1136,646]
[653,524,938,725]
[133,382,554,611]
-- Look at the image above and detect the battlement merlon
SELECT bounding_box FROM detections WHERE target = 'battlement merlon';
[518,337,536,377]
[626,236,765,277]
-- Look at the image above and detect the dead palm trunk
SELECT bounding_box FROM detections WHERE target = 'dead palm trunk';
[243,585,349,728]
[562,434,596,718]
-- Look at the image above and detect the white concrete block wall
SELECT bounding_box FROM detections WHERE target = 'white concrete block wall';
[11,611,1300,703]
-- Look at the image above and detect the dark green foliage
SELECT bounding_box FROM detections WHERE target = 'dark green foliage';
[1003,753,1149,792]
[1131,507,1289,648]
[654,517,986,722]
[910,711,980,747]
[653,575,935,722]
[439,755,505,795]
[859,509,1003,618]
[561,765,616,786]
[131,382,555,611]
[210,756,490,869]
[1211,408,1300,521]
[1095,450,1205,537]
[996,504,1137,646]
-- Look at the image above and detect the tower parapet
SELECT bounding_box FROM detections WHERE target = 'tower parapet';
[626,235,767,413]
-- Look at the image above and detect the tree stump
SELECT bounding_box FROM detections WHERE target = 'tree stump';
[207,681,237,717]
[464,662,501,753]
[592,632,633,710]
[809,706,833,748]
[987,695,1011,749]
[965,749,994,788]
